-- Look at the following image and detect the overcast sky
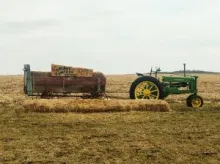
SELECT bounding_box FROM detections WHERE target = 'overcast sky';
[0,0,220,75]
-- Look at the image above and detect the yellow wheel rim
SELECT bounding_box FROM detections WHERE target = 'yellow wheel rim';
[191,97,202,108]
[135,81,160,99]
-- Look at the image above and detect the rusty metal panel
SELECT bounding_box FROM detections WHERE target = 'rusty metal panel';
[51,64,93,77]
[31,71,51,77]
[31,71,106,94]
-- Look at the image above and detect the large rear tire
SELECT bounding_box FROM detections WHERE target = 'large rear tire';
[130,76,164,99]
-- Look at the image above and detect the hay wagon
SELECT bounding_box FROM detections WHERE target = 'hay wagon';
[24,64,106,98]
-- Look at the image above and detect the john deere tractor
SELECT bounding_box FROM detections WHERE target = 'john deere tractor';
[130,65,203,107]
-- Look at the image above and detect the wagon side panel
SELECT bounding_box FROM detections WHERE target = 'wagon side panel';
[31,71,106,95]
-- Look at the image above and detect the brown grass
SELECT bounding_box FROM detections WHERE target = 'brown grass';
[0,75,25,106]
[0,74,219,163]
[23,99,172,113]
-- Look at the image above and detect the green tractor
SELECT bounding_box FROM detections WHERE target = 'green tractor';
[130,64,203,107]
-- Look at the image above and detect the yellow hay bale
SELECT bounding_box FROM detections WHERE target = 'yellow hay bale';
[22,99,172,113]
[51,64,93,77]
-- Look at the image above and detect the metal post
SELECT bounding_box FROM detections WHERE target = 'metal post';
[24,64,33,96]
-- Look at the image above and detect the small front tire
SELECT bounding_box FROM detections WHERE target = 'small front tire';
[186,95,203,108]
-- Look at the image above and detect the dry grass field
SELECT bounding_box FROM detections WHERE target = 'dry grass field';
[0,74,220,163]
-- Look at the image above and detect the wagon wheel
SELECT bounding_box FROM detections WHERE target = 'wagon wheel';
[41,89,53,99]
[186,94,203,108]
[90,92,105,99]
[130,76,164,99]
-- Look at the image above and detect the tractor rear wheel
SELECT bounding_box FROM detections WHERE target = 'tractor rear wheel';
[130,76,164,100]
[186,94,203,108]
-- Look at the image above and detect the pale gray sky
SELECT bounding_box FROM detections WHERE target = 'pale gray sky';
[0,0,220,75]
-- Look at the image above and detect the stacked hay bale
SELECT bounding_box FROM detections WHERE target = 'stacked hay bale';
[51,64,93,77]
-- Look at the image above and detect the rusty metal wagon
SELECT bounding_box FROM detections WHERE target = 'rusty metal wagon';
[24,64,106,98]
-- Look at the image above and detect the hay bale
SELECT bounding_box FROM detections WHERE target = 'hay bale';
[51,64,93,77]
[22,99,172,113]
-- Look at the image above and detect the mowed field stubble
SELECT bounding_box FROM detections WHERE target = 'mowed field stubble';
[0,74,220,163]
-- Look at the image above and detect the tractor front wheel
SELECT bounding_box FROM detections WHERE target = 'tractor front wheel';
[130,76,164,100]
[186,94,203,108]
